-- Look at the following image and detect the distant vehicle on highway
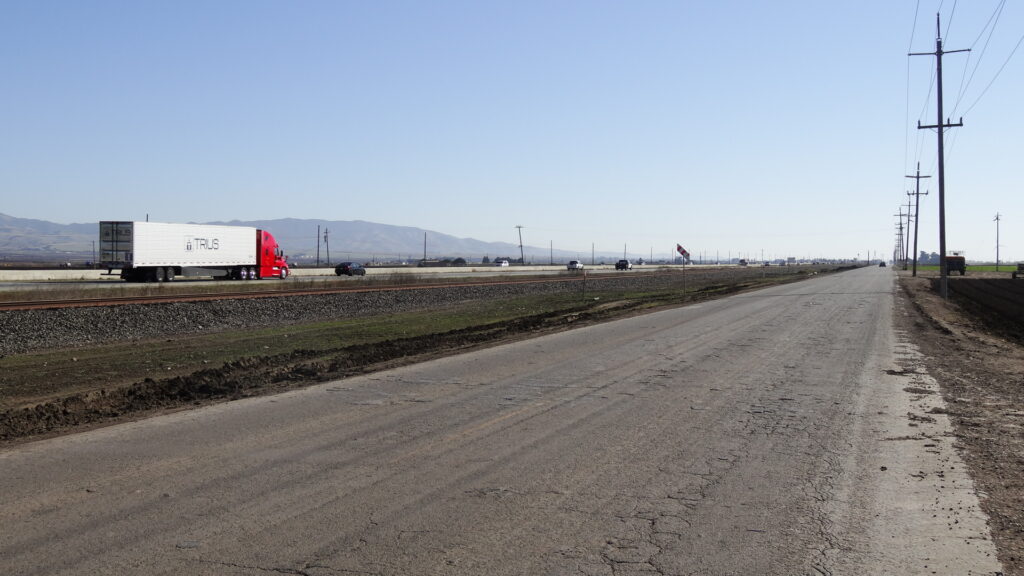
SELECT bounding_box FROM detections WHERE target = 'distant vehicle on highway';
[335,262,366,276]
[495,259,510,267]
[567,260,584,270]
[879,262,887,267]
[615,259,632,270]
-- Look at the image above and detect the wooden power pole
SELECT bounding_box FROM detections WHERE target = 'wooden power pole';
[905,162,930,277]
[911,13,969,298]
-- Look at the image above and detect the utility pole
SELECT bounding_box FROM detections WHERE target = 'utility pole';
[995,213,1002,271]
[911,13,969,298]
[323,228,330,265]
[549,240,553,266]
[906,162,931,276]
[894,209,906,268]
[515,225,524,264]
[903,197,914,269]
[316,225,321,267]
[423,232,427,262]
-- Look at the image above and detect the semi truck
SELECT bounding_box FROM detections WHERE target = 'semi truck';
[100,221,289,282]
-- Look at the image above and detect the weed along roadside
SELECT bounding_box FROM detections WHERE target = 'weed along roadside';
[0,266,837,443]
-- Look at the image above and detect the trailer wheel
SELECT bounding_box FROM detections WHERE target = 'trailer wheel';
[165,267,175,281]
[154,267,166,282]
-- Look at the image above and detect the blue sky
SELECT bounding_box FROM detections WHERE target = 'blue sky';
[3,1,1022,262]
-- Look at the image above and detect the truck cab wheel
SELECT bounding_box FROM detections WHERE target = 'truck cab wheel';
[279,268,288,280]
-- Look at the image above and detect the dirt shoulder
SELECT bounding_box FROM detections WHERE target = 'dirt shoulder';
[897,272,1024,575]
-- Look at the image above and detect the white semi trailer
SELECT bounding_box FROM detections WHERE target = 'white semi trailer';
[100,221,289,282]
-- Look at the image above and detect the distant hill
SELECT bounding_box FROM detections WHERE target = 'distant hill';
[0,213,588,264]
[205,218,530,262]
[0,213,97,261]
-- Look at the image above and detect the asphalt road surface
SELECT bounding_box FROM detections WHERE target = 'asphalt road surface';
[0,267,1002,575]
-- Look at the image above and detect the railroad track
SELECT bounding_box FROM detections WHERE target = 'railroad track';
[0,274,609,311]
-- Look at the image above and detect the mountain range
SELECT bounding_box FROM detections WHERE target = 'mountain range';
[0,213,590,263]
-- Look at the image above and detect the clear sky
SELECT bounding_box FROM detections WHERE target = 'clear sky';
[3,1,1022,262]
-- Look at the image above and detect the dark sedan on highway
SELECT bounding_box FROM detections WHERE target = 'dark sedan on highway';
[335,262,366,276]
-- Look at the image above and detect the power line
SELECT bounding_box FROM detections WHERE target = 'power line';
[961,29,1024,117]
[951,0,1007,116]
[944,0,959,41]
[910,58,937,169]
[946,24,1023,163]
[905,0,924,177]
[963,0,1006,55]
[909,0,922,52]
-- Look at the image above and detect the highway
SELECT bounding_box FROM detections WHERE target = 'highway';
[0,266,1001,575]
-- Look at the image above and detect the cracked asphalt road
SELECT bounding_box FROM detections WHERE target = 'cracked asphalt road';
[0,267,1002,575]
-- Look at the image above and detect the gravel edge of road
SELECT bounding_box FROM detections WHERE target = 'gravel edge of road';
[898,273,1024,576]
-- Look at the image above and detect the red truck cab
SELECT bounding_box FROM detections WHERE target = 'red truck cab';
[257,229,289,279]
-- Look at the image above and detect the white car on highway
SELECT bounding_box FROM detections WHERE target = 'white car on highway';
[566,260,584,270]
